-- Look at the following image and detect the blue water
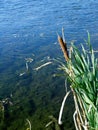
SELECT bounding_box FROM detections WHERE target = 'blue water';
[0,0,98,47]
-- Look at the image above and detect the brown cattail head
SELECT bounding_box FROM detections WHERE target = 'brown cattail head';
[58,35,69,61]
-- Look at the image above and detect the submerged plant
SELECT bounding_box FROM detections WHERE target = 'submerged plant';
[46,116,62,130]
[57,32,98,130]
[26,119,31,130]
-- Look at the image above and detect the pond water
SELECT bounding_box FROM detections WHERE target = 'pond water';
[0,1,98,129]
[0,0,98,46]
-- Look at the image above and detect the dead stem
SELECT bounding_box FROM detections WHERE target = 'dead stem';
[73,110,79,130]
[58,91,70,125]
[26,119,31,130]
[77,95,89,130]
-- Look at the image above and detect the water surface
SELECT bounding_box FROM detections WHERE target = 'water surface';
[0,0,98,45]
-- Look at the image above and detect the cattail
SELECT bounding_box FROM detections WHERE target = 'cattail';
[58,35,69,61]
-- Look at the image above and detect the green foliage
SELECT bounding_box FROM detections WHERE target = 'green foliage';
[60,34,98,130]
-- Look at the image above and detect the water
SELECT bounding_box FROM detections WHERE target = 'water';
[0,1,98,129]
[0,0,98,102]
[0,0,98,44]
[0,0,98,105]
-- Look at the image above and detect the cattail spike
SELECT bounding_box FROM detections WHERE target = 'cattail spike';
[58,35,69,61]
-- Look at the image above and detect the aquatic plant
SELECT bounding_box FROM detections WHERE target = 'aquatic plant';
[57,32,98,130]
[0,101,4,120]
[45,115,62,130]
[26,119,31,130]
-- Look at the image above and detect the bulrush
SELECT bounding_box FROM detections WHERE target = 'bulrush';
[58,35,69,61]
[57,32,98,130]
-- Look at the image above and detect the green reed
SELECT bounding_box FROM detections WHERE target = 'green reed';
[58,32,98,130]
